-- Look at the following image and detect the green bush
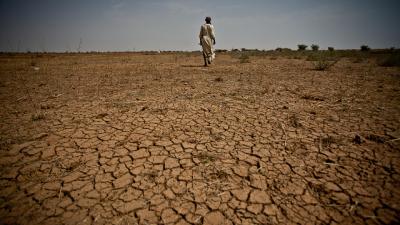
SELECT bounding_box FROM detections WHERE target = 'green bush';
[298,44,308,51]
[360,45,370,51]
[311,44,319,51]
[328,47,334,51]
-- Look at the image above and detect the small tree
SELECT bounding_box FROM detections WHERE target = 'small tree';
[311,44,319,51]
[298,44,308,51]
[328,47,334,51]
[361,45,370,51]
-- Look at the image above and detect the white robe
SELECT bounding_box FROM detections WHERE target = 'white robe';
[199,24,215,62]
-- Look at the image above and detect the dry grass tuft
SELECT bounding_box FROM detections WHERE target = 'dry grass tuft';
[31,112,45,121]
[239,54,250,63]
[214,77,223,82]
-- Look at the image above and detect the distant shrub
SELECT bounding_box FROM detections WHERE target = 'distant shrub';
[328,47,334,51]
[311,44,319,51]
[275,47,291,52]
[360,45,370,51]
[377,53,400,67]
[215,49,228,53]
[242,48,259,52]
[298,44,308,51]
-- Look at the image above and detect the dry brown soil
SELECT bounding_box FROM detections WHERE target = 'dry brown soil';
[0,52,399,224]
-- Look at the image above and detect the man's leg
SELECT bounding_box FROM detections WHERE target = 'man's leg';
[208,50,214,64]
[203,52,208,66]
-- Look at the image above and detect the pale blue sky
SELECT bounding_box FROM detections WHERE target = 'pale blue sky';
[1,0,399,52]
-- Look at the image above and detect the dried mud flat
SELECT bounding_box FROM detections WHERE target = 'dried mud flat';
[0,53,399,225]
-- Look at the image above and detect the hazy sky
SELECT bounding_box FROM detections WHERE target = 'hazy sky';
[1,0,400,52]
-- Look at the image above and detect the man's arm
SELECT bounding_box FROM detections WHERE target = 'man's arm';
[211,25,216,45]
[199,26,203,45]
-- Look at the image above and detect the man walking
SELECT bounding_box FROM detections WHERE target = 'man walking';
[199,17,216,66]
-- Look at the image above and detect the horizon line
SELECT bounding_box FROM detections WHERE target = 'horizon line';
[1,47,398,54]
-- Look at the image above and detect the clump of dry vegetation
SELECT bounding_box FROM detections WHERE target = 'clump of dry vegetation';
[320,135,343,148]
[239,53,250,63]
[197,152,217,164]
[288,114,302,128]
[352,55,366,63]
[305,51,339,70]
[31,112,45,121]
[314,59,337,71]
[214,77,223,82]
[377,53,400,67]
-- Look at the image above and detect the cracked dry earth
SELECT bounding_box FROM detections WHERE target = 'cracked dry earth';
[0,53,399,225]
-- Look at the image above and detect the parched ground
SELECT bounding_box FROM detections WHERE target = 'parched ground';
[0,52,399,225]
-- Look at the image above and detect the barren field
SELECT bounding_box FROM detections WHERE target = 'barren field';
[0,52,399,224]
